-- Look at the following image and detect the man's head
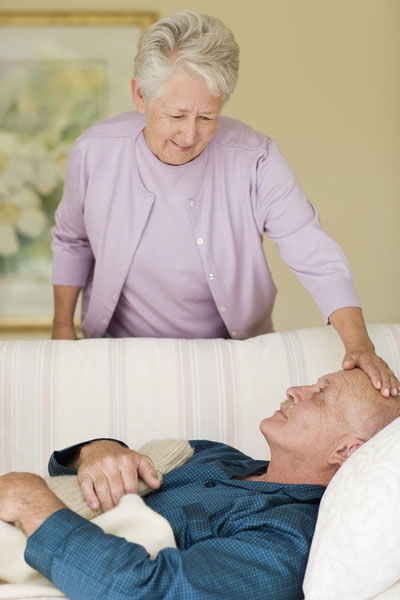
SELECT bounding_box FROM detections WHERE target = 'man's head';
[260,369,400,486]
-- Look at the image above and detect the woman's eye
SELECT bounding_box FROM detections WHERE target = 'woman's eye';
[170,115,183,119]
[318,387,323,394]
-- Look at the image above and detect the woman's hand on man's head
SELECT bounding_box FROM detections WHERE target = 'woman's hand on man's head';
[328,307,400,399]
[342,347,400,398]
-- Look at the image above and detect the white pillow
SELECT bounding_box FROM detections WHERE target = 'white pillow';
[303,416,400,600]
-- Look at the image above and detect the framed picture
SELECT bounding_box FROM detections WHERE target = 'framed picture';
[0,11,157,332]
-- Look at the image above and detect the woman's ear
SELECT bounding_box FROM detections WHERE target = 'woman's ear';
[328,436,365,467]
[131,78,146,114]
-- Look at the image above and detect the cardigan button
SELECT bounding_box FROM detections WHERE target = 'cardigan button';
[205,481,216,488]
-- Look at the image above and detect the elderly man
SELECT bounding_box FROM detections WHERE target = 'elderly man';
[0,369,399,600]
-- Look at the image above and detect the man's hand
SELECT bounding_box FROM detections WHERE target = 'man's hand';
[0,473,65,537]
[342,346,400,398]
[77,440,160,512]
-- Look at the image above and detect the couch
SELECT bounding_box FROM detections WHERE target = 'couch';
[1,323,400,599]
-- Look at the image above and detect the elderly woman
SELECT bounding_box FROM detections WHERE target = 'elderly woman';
[51,10,399,398]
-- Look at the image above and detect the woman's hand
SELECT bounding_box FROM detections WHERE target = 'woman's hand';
[76,440,160,513]
[329,307,400,398]
[342,346,400,398]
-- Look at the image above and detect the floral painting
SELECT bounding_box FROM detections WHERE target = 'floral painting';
[0,12,155,329]
[0,60,106,283]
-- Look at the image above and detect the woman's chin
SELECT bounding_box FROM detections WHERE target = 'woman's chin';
[157,143,198,165]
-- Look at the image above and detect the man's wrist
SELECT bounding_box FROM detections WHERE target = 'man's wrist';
[78,439,129,468]
[54,438,129,471]
[18,496,66,538]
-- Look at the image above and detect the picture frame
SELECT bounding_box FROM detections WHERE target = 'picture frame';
[0,11,157,333]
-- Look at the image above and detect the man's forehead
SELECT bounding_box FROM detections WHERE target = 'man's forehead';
[318,369,374,400]
[316,371,343,387]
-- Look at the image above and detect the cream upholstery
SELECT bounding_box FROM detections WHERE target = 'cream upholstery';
[0,324,399,600]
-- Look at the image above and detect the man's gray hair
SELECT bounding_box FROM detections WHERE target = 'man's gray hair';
[133,10,239,103]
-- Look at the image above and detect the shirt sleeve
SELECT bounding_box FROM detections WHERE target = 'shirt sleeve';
[25,503,313,600]
[253,140,361,322]
[51,141,94,287]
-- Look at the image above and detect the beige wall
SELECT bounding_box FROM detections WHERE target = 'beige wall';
[2,0,399,335]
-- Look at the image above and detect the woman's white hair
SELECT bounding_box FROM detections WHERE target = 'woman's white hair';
[134,10,239,104]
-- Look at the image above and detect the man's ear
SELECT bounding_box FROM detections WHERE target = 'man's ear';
[328,436,365,467]
[131,78,146,114]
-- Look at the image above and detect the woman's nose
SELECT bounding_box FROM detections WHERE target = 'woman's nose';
[181,118,198,144]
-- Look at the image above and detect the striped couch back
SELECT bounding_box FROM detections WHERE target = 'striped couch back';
[1,324,399,476]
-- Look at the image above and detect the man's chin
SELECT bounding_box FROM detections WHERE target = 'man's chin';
[259,413,279,433]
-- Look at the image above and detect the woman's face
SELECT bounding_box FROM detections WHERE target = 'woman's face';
[131,72,223,165]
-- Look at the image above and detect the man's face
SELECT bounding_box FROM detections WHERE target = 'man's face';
[260,370,362,461]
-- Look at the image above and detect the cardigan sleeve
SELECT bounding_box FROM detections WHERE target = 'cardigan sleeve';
[253,140,360,322]
[51,141,94,287]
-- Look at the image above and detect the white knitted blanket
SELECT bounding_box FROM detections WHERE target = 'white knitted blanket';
[0,439,193,599]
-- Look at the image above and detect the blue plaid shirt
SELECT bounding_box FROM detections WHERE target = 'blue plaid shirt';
[25,440,324,599]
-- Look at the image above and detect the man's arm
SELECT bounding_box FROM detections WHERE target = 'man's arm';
[50,439,160,511]
[0,473,65,537]
[24,503,314,600]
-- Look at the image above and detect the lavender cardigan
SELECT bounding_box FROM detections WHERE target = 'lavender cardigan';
[52,111,360,338]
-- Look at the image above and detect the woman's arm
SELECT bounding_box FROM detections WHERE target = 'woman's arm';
[329,306,400,397]
[253,143,399,397]
[51,284,82,340]
[51,143,93,338]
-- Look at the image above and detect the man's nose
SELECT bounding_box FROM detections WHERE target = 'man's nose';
[285,386,307,404]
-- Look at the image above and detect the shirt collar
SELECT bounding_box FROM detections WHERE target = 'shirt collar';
[221,459,326,500]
